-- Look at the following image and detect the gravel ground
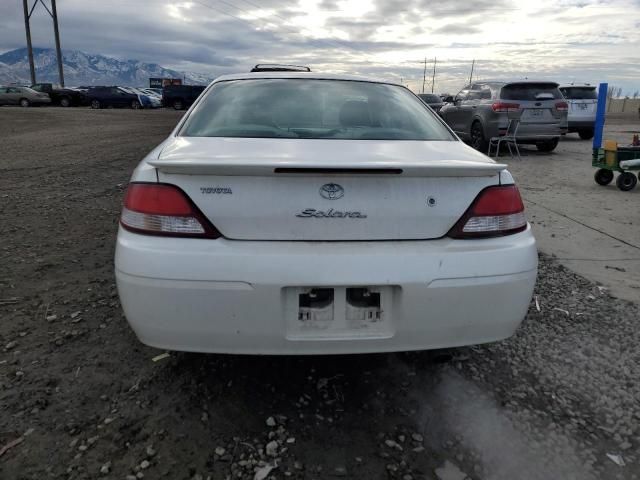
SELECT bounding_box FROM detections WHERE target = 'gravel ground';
[504,113,640,302]
[1,108,639,480]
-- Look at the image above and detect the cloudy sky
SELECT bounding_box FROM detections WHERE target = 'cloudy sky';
[1,0,639,94]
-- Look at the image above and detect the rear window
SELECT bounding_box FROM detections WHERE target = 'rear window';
[560,87,597,100]
[500,83,562,101]
[180,79,455,141]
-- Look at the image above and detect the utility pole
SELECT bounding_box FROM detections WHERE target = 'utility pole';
[22,0,65,87]
[431,57,437,94]
[422,57,427,94]
[51,0,64,86]
[22,0,36,84]
[469,59,475,85]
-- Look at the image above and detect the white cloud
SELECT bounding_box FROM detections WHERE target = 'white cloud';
[0,0,638,93]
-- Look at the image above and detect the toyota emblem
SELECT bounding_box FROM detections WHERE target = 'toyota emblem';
[319,183,344,200]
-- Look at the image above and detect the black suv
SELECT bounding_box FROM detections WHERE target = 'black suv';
[30,83,86,107]
[162,85,206,110]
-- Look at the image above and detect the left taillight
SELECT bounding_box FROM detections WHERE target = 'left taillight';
[120,183,221,238]
[448,185,527,239]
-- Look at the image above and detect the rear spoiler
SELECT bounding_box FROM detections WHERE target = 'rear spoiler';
[148,158,507,177]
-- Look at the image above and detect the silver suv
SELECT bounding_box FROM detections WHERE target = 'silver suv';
[440,81,568,152]
[559,84,597,140]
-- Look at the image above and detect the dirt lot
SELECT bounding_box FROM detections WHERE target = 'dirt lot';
[506,113,640,302]
[1,108,639,480]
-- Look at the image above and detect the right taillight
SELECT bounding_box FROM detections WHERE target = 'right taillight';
[448,185,527,239]
[120,182,220,238]
[491,102,520,112]
[555,101,569,112]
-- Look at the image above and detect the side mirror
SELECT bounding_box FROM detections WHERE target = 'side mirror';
[444,96,454,103]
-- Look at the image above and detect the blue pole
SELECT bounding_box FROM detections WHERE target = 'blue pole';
[593,82,608,149]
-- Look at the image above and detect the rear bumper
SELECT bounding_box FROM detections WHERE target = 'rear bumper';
[115,227,538,354]
[567,120,594,131]
[486,117,567,143]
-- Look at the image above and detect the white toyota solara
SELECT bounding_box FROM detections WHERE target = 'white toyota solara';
[115,70,538,355]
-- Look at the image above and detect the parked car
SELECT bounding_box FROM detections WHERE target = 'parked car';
[119,87,162,108]
[417,93,445,113]
[86,86,142,109]
[115,71,538,355]
[0,86,51,107]
[139,88,163,107]
[440,81,568,152]
[559,83,597,140]
[162,84,206,110]
[29,83,86,107]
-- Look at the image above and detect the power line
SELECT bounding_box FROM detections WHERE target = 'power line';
[191,0,366,56]
[192,0,346,53]
[190,0,256,27]
[431,57,436,93]
[233,0,355,50]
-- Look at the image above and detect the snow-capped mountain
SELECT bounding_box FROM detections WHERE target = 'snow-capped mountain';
[0,47,213,87]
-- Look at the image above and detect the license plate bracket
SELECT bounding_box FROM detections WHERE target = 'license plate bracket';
[285,286,395,340]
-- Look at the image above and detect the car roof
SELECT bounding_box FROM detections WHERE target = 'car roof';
[473,79,560,86]
[212,71,402,87]
[559,83,595,88]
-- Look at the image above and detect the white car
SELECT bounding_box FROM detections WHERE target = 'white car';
[138,88,163,108]
[115,70,537,355]
[119,86,162,109]
[559,83,598,140]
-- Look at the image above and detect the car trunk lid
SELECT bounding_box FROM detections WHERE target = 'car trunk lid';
[561,87,598,115]
[149,137,506,241]
[569,99,597,115]
[500,82,566,131]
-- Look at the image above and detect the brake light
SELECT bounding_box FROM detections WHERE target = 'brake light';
[492,102,520,112]
[120,183,220,238]
[555,101,568,112]
[448,185,527,239]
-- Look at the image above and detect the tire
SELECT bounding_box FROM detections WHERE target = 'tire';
[91,99,101,109]
[59,96,71,107]
[594,169,614,186]
[536,138,559,152]
[616,172,637,191]
[131,100,141,109]
[578,129,594,140]
[19,98,30,107]
[173,99,184,110]
[470,121,488,152]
